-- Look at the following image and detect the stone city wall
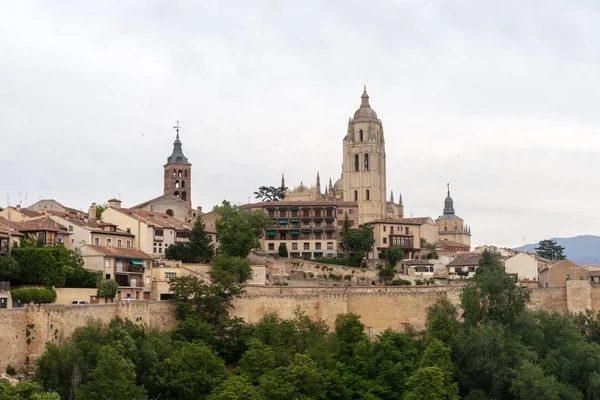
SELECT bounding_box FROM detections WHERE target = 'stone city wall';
[0,281,595,371]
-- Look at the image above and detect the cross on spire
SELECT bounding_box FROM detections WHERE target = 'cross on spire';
[173,119,181,139]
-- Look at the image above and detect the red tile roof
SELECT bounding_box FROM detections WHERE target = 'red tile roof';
[84,245,153,260]
[117,208,193,230]
[366,217,434,225]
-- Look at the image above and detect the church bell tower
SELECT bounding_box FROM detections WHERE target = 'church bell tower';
[164,120,192,208]
[342,87,387,224]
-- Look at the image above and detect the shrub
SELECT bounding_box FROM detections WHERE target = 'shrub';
[11,287,57,304]
[97,279,118,298]
[344,274,352,281]
[6,364,16,376]
[278,243,288,258]
[390,279,412,286]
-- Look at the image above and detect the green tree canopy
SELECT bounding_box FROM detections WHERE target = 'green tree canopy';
[95,203,108,218]
[460,249,531,326]
[385,246,404,267]
[76,346,146,400]
[214,201,271,258]
[96,279,118,299]
[207,376,266,400]
[535,239,566,261]
[166,216,214,263]
[0,380,60,400]
[0,255,20,282]
[254,185,287,202]
[341,224,375,261]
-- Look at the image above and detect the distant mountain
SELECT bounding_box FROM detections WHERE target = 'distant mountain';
[514,235,600,266]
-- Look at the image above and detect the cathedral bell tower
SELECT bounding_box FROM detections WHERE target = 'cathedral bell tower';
[342,87,387,224]
[164,120,192,208]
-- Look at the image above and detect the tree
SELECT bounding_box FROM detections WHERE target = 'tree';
[95,203,108,218]
[419,339,459,399]
[385,246,404,267]
[341,225,375,261]
[403,366,459,400]
[278,243,288,258]
[207,376,266,400]
[535,239,566,261]
[254,185,287,202]
[214,201,271,258]
[0,255,20,282]
[188,216,214,262]
[97,279,118,299]
[76,346,146,400]
[340,214,352,258]
[460,249,530,326]
[158,341,228,400]
[0,380,60,400]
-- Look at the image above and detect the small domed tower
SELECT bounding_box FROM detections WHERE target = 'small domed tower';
[342,86,387,224]
[164,120,192,208]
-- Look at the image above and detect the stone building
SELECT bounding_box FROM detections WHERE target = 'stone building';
[435,185,471,247]
[539,259,588,287]
[283,87,404,225]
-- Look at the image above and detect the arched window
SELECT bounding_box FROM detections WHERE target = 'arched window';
[173,169,176,177]
[181,180,185,188]
[354,190,358,201]
[182,191,187,201]
[364,153,369,171]
[166,209,174,217]
[454,223,458,231]
[359,129,364,141]
[354,154,359,172]
[184,170,188,177]
[174,191,179,198]
[366,189,370,200]
[178,170,182,178]
[175,181,180,189]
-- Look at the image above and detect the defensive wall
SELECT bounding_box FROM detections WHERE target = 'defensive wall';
[1,281,599,370]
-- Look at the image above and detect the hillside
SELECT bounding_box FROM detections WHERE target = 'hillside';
[514,235,600,266]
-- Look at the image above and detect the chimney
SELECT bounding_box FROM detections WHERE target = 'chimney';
[197,205,203,214]
[107,198,122,209]
[88,203,97,220]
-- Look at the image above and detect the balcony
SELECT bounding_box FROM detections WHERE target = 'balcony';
[175,237,189,243]
[389,234,415,249]
[153,235,164,242]
[115,273,144,288]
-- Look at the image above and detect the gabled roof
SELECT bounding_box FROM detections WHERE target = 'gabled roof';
[130,193,188,210]
[0,217,69,234]
[436,239,470,249]
[3,207,42,218]
[83,245,153,260]
[448,253,480,267]
[115,208,193,230]
[539,259,583,273]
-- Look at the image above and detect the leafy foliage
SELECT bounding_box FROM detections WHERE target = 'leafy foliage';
[0,256,20,282]
[254,185,287,202]
[0,379,60,400]
[384,245,403,267]
[95,203,108,218]
[166,216,214,263]
[278,243,288,258]
[340,224,375,262]
[535,239,566,261]
[10,246,85,287]
[96,279,118,298]
[10,287,56,304]
[214,201,271,258]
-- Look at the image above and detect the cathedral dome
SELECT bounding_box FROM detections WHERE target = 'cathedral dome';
[353,86,378,120]
[333,177,344,197]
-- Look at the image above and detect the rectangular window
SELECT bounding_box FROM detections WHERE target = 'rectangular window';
[326,232,333,239]
[383,238,387,244]
[159,247,162,253]
[94,237,99,245]
[349,209,354,214]
[126,240,131,248]
[302,233,310,240]
[268,243,275,251]
[338,209,343,215]
[68,225,73,232]
[105,274,110,279]
[383,226,386,232]
[366,190,370,200]
[268,210,275,217]
[390,226,394,234]
[354,191,358,201]
[104,259,110,268]
[117,239,122,248]
[304,242,310,250]
[292,243,298,250]
[106,238,112,246]
[153,247,157,253]
[164,272,177,279]
[145,277,151,285]
[315,232,322,240]
[315,242,321,250]
[327,242,333,249]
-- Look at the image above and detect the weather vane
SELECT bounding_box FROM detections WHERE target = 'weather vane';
[173,119,181,139]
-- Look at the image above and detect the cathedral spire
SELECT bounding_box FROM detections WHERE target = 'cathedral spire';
[361,85,370,107]
[281,173,285,189]
[316,172,321,194]
[328,177,333,192]
[390,190,394,203]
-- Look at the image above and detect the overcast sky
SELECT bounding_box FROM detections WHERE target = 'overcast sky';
[1,0,599,248]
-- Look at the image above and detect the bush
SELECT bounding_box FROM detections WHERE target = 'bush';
[313,258,361,268]
[278,243,288,258]
[11,287,57,304]
[390,279,412,286]
[6,364,16,376]
[97,279,118,298]
[11,247,72,287]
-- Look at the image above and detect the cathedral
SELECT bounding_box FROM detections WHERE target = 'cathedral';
[283,87,404,224]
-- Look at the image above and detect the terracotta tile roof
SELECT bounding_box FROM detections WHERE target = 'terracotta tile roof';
[403,259,435,265]
[539,259,583,273]
[448,253,480,267]
[118,208,193,230]
[366,217,434,225]
[0,217,69,234]
[5,207,42,218]
[130,194,187,210]
[436,239,470,249]
[84,245,153,260]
